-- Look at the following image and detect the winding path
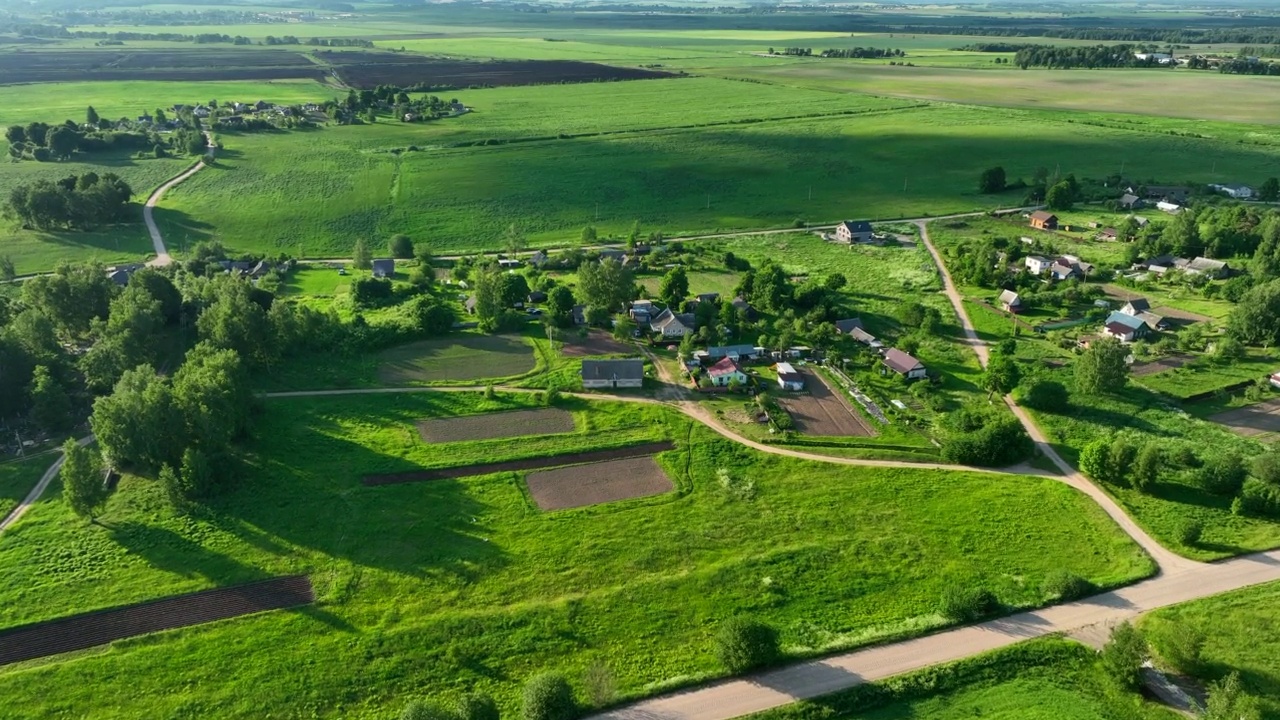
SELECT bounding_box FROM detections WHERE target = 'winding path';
[0,436,93,535]
[144,132,216,268]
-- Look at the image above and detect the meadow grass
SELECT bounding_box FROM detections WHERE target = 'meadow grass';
[1144,581,1280,717]
[378,335,537,384]
[0,393,1153,718]
[0,455,48,520]
[755,637,1179,720]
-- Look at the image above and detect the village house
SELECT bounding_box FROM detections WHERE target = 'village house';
[1119,193,1143,210]
[1157,201,1182,214]
[1133,185,1189,204]
[464,295,478,314]
[581,359,645,389]
[706,344,758,362]
[775,362,805,391]
[1099,227,1119,241]
[528,250,548,268]
[371,259,395,278]
[650,308,695,339]
[1024,255,1053,275]
[1211,184,1254,199]
[998,289,1021,313]
[835,220,874,244]
[707,357,749,387]
[1187,257,1229,278]
[1103,311,1149,342]
[883,348,927,380]
[1120,298,1149,317]
[1029,211,1058,230]
[1049,261,1081,281]
[730,296,757,320]
[849,326,882,348]
[835,318,864,336]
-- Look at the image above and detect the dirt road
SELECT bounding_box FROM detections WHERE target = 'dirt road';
[0,436,93,535]
[144,132,215,268]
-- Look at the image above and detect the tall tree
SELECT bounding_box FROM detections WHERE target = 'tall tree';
[981,355,1021,398]
[28,365,72,433]
[504,223,526,257]
[1228,277,1280,346]
[1203,672,1262,720]
[1074,337,1129,394]
[352,238,372,270]
[197,279,275,366]
[576,258,634,312]
[86,106,100,126]
[1259,177,1279,203]
[90,365,182,475]
[547,285,576,327]
[978,166,1006,194]
[61,439,109,522]
[658,266,689,308]
[1045,181,1075,211]
[172,342,251,451]
[390,234,414,259]
[81,282,165,392]
[47,126,78,160]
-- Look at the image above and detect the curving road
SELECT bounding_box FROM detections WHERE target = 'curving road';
[144,132,216,268]
[0,436,93,535]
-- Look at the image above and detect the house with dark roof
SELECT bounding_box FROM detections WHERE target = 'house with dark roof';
[571,304,586,326]
[707,357,749,387]
[371,259,395,278]
[883,348,926,380]
[1120,298,1150,316]
[835,220,874,244]
[834,318,864,335]
[528,250,548,267]
[1103,311,1148,342]
[581,359,644,389]
[730,296,757,320]
[1187,257,1229,278]
[1099,228,1119,241]
[650,308,695,338]
[527,291,547,304]
[849,327,882,348]
[1119,193,1143,210]
[707,344,758,361]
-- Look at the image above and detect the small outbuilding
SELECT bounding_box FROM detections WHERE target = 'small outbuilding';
[372,259,396,278]
[883,348,927,380]
[998,289,1021,313]
[776,362,805,391]
[1029,211,1059,230]
[581,359,645,389]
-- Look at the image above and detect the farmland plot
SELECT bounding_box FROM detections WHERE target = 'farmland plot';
[318,51,675,88]
[526,455,675,510]
[0,48,325,84]
[777,369,875,437]
[378,335,535,383]
[417,408,576,443]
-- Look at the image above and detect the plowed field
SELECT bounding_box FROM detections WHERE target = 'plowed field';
[417,408,575,443]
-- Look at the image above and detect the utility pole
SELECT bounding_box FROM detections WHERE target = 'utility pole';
[706,193,710,210]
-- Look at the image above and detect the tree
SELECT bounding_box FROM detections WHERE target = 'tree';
[1101,621,1146,691]
[408,296,455,335]
[522,673,576,720]
[1214,335,1244,362]
[86,105,99,126]
[1228,277,1280,346]
[47,126,78,160]
[978,166,1007,194]
[1251,450,1280,485]
[1131,442,1162,491]
[1197,453,1246,496]
[1203,672,1261,720]
[352,238,372,270]
[0,255,14,282]
[390,234,414,259]
[91,365,183,475]
[1074,337,1128,394]
[197,279,275,366]
[658,266,689,308]
[824,272,847,291]
[981,354,1021,398]
[28,365,72,433]
[414,241,434,268]
[400,700,458,720]
[499,273,531,309]
[4,125,24,144]
[1079,438,1114,482]
[576,258,633,312]
[473,265,506,326]
[1259,177,1279,203]
[1045,180,1075,211]
[504,223,526,257]
[547,285,576,327]
[1013,377,1068,411]
[714,617,780,673]
[456,693,499,720]
[172,342,252,452]
[61,439,108,522]
[580,226,597,244]
[612,316,637,342]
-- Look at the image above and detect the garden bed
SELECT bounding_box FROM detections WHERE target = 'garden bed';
[526,456,674,510]
[416,408,575,443]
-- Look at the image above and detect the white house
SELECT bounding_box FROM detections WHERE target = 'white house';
[707,357,749,387]
[650,309,695,339]
[1211,184,1254,199]
[1120,298,1150,317]
[775,362,804,391]
[1025,255,1053,275]
[998,289,1022,313]
[835,220,874,244]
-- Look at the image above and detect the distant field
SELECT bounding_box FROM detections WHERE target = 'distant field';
[378,334,536,384]
[714,63,1280,125]
[0,47,324,84]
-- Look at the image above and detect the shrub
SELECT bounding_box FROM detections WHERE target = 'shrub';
[1235,478,1280,518]
[483,384,496,400]
[1151,622,1205,676]
[401,700,458,720]
[714,617,780,673]
[522,673,577,720]
[1176,518,1204,546]
[456,693,499,720]
[1040,570,1095,602]
[1197,453,1247,496]
[1251,450,1280,485]
[940,412,1032,467]
[1101,621,1147,691]
[582,659,616,708]
[939,584,1000,622]
[390,234,414,259]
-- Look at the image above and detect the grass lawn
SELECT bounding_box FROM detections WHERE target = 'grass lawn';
[279,266,353,297]
[0,393,1153,719]
[757,637,1178,720]
[638,270,741,298]
[1144,581,1280,718]
[379,334,537,384]
[0,456,49,520]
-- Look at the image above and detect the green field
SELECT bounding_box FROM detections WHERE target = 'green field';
[757,637,1178,720]
[0,456,47,520]
[378,335,537,384]
[1145,581,1280,717]
[0,393,1153,718]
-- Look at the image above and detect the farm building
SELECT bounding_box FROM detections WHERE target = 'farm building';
[776,362,805,391]
[836,220,874,244]
[998,289,1021,312]
[1102,311,1149,342]
[1210,184,1254,199]
[849,327,882,348]
[707,357,749,387]
[730,296,757,320]
[372,259,395,278]
[581,359,645,389]
[1134,185,1189,203]
[597,248,626,263]
[650,309,696,338]
[1119,193,1143,210]
[1049,261,1080,281]
[1187,257,1228,278]
[1120,298,1150,316]
[1029,211,1058,230]
[883,349,927,380]
[528,251,548,267]
[105,264,143,287]
[1099,228,1119,241]
[835,318,864,335]
[694,293,720,305]
[706,344,758,361]
[629,300,656,324]
[464,296,478,314]
[1157,201,1182,214]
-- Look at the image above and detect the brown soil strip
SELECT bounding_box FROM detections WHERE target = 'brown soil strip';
[776,369,875,437]
[1130,354,1194,377]
[418,408,575,443]
[527,456,674,511]
[0,576,314,666]
[363,441,675,486]
[558,331,635,358]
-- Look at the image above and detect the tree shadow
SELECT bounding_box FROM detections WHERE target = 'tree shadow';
[106,520,267,585]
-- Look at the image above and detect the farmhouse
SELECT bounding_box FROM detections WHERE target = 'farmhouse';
[1135,185,1190,203]
[776,362,805,391]
[1024,255,1052,275]
[528,250,548,267]
[527,291,548,304]
[650,308,695,338]
[1120,298,1150,316]
[1211,184,1254,199]
[1103,311,1149,342]
[581,359,644,389]
[835,318,864,335]
[597,248,626,263]
[849,327,882,348]
[1029,211,1058,230]
[105,264,143,287]
[1099,227,1119,241]
[1119,193,1143,210]
[1187,257,1229,278]
[730,296,757,320]
[998,289,1022,312]
[707,357,749,387]
[372,259,395,278]
[629,299,655,324]
[883,348,927,380]
[836,220,874,244]
[1049,261,1080,281]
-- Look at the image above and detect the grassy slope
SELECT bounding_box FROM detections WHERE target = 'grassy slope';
[0,393,1152,719]
[1144,581,1280,717]
[0,456,48,520]
[754,637,1179,720]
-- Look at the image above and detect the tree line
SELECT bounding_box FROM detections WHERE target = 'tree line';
[766,47,904,58]
[1012,44,1167,70]
[888,24,1280,45]
[5,108,206,162]
[5,172,133,230]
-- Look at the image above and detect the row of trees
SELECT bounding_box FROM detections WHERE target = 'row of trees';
[767,46,905,58]
[5,172,134,230]
[1011,44,1171,69]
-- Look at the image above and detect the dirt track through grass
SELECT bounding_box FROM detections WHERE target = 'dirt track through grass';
[417,408,575,443]
[527,455,674,510]
[362,440,675,485]
[1209,398,1280,437]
